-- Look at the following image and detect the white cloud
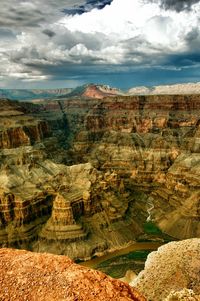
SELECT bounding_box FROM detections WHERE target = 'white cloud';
[58,0,159,37]
[59,0,200,50]
[0,0,200,86]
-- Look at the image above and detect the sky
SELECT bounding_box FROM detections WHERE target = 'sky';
[0,0,200,89]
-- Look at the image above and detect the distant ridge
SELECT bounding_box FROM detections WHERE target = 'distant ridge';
[1,82,200,102]
[0,88,72,101]
[0,84,124,101]
[58,83,125,99]
[128,82,200,95]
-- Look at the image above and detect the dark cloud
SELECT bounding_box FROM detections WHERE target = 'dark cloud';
[52,27,107,50]
[5,59,199,90]
[148,0,200,11]
[1,25,200,87]
[0,28,16,39]
[0,0,112,29]
[62,0,113,15]
[185,28,200,50]
[161,0,199,11]
[42,29,56,38]
[0,0,200,88]
[0,2,46,28]
[163,52,200,68]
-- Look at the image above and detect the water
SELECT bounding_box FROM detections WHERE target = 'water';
[80,241,162,268]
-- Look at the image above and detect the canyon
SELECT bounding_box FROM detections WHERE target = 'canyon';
[0,92,200,261]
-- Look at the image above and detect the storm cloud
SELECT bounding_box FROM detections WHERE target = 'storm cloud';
[0,0,113,29]
[148,0,200,12]
[62,0,113,15]
[0,0,200,88]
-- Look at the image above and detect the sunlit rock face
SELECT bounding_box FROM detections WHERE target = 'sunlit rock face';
[0,99,142,258]
[58,94,200,240]
[131,239,200,301]
[164,289,198,301]
[0,248,145,301]
[0,94,200,256]
[128,82,200,95]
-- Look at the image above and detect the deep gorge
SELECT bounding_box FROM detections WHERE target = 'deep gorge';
[0,94,199,260]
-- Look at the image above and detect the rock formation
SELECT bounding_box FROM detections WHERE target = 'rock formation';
[2,82,200,101]
[0,93,200,257]
[164,289,199,301]
[56,94,200,240]
[128,82,200,95]
[0,98,142,258]
[57,83,124,100]
[131,239,200,301]
[0,84,124,102]
[0,248,145,301]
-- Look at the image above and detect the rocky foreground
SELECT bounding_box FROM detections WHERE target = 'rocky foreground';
[131,239,200,301]
[0,248,145,301]
[0,239,200,301]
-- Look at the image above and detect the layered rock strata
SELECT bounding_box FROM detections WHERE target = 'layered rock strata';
[56,94,200,240]
[0,95,200,257]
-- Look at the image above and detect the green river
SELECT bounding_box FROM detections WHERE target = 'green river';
[80,242,163,278]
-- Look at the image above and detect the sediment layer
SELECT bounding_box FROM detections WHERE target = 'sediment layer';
[0,95,200,257]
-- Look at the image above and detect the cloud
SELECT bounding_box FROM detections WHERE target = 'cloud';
[0,0,112,29]
[147,0,200,12]
[0,1,46,28]
[0,0,200,88]
[185,27,200,50]
[42,29,56,38]
[62,0,113,15]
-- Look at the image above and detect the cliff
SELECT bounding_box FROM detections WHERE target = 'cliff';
[56,94,200,240]
[0,94,200,258]
[0,248,145,301]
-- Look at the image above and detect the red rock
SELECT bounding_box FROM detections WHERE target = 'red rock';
[0,248,145,301]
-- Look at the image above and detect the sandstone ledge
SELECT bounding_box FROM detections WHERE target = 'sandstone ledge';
[0,248,145,301]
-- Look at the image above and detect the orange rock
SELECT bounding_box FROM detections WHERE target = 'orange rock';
[0,248,145,301]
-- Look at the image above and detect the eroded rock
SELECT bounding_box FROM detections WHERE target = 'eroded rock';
[0,248,145,301]
[131,239,200,301]
[1,95,200,256]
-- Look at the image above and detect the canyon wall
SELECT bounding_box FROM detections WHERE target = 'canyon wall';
[59,94,200,240]
[0,95,199,257]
